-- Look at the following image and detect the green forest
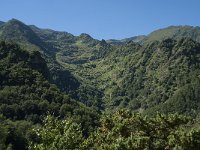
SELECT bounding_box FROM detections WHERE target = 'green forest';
[0,19,200,149]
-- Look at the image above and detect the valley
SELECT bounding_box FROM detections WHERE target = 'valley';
[0,19,200,149]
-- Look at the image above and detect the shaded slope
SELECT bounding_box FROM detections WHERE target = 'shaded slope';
[0,19,105,109]
[0,19,81,99]
[0,41,99,128]
[0,21,4,26]
[0,41,100,149]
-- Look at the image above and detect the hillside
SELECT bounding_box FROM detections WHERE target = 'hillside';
[0,19,199,115]
[106,35,146,45]
[143,25,200,44]
[0,41,99,149]
[99,39,200,115]
[0,19,200,149]
[0,19,101,108]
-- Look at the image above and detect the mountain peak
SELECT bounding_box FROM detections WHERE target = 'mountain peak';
[2,18,34,35]
[79,33,93,39]
[4,18,29,30]
[77,33,98,45]
[7,18,24,25]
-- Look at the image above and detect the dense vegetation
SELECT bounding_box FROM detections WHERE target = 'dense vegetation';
[30,110,200,150]
[99,38,200,116]
[0,19,200,149]
[0,42,98,149]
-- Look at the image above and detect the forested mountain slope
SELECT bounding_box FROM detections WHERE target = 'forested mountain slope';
[0,41,99,149]
[0,19,200,149]
[143,25,200,44]
[0,19,102,109]
[0,19,200,116]
[96,38,200,116]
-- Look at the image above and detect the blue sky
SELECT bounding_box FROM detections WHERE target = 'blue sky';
[0,0,200,39]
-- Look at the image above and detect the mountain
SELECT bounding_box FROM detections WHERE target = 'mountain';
[0,19,106,109]
[0,19,200,149]
[101,38,200,115]
[121,35,146,43]
[0,41,98,124]
[0,41,99,149]
[0,19,49,51]
[0,19,200,115]
[0,19,82,100]
[144,25,200,44]
[107,35,146,45]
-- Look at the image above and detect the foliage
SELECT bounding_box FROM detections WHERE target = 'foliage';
[30,110,200,150]
[87,38,200,116]
[29,115,83,150]
[1,20,200,114]
[0,114,33,150]
[0,19,200,149]
[0,41,99,149]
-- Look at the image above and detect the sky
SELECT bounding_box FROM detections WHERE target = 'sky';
[0,0,200,40]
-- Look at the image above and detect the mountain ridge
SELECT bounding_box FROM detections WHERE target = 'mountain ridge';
[143,25,200,44]
[2,19,200,43]
[0,19,199,114]
[107,35,146,45]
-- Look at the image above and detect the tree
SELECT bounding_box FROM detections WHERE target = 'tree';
[30,115,83,150]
